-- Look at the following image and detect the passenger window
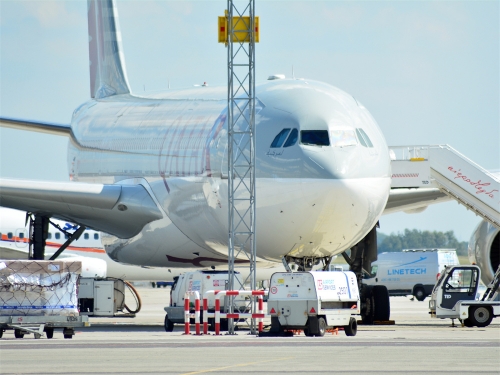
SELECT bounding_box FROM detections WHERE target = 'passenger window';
[19,233,24,239]
[55,233,60,240]
[8,232,13,239]
[301,130,330,146]
[356,128,373,148]
[330,130,357,148]
[94,233,99,240]
[84,233,89,240]
[270,129,291,148]
[65,234,69,240]
[47,233,52,239]
[283,128,298,147]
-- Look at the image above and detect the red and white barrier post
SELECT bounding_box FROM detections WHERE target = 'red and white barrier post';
[183,291,201,335]
[202,290,268,335]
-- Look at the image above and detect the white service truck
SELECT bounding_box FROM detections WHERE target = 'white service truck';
[363,249,459,301]
[164,270,247,332]
[429,264,500,327]
[263,271,360,337]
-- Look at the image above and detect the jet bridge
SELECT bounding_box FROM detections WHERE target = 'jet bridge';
[390,145,500,228]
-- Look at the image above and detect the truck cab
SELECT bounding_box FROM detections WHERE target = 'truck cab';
[429,265,500,327]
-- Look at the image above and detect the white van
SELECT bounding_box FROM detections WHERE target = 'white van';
[164,270,246,331]
[363,249,459,301]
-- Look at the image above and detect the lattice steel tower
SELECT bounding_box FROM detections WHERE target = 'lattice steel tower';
[225,0,257,334]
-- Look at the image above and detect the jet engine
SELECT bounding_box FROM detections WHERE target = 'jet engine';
[468,220,500,285]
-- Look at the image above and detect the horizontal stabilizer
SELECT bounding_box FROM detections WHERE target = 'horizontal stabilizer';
[0,117,71,137]
[0,179,162,238]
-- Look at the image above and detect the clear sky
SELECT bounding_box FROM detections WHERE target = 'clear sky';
[0,1,498,242]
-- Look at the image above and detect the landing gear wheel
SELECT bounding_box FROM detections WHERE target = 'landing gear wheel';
[361,286,374,324]
[45,327,54,339]
[14,329,24,339]
[373,285,390,321]
[164,315,174,332]
[317,317,326,337]
[469,306,493,327]
[413,287,426,302]
[345,317,357,336]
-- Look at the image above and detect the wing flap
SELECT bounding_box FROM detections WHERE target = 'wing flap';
[0,179,162,238]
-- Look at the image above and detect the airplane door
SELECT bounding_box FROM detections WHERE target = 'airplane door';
[440,267,478,309]
[15,229,28,248]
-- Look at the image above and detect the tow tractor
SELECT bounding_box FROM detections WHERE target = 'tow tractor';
[429,264,500,327]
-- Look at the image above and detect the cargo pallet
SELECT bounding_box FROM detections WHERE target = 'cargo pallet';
[0,315,90,339]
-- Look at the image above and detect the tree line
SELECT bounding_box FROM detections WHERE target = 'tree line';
[377,229,468,256]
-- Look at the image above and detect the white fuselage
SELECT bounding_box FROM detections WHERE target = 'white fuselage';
[67,79,391,268]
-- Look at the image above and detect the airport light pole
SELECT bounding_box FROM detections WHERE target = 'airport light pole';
[220,0,258,334]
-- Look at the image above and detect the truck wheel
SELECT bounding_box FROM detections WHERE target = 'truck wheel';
[45,327,54,339]
[164,315,174,332]
[413,287,426,302]
[469,306,493,327]
[14,329,24,339]
[373,285,390,321]
[317,317,326,337]
[0,329,3,338]
[345,317,357,337]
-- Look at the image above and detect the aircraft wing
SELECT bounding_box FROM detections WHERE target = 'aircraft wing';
[0,178,162,238]
[0,116,71,137]
[384,188,451,215]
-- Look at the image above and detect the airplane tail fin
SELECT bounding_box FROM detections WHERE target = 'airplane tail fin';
[88,0,131,99]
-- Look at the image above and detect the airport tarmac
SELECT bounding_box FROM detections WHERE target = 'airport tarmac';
[1,286,499,375]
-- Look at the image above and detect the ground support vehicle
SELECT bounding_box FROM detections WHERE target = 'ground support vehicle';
[364,249,459,301]
[0,314,89,339]
[429,265,500,327]
[260,271,360,337]
[164,270,247,332]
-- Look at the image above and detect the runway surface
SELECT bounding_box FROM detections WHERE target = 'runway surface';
[1,286,499,374]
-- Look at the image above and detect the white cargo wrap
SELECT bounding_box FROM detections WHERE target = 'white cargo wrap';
[0,260,81,316]
[267,271,360,336]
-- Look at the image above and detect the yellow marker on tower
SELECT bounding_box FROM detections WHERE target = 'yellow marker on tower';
[218,10,259,44]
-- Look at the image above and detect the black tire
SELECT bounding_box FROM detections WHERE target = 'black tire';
[64,334,73,339]
[373,285,390,321]
[303,327,313,337]
[0,329,3,339]
[164,315,174,332]
[345,317,357,337]
[360,286,374,324]
[14,329,24,339]
[45,327,54,339]
[469,306,493,327]
[317,317,326,337]
[413,286,426,302]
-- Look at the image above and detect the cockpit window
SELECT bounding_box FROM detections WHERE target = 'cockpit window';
[270,129,291,148]
[330,130,357,148]
[356,128,373,148]
[283,128,298,147]
[301,130,330,146]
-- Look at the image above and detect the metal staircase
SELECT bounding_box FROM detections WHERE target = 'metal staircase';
[390,145,500,229]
